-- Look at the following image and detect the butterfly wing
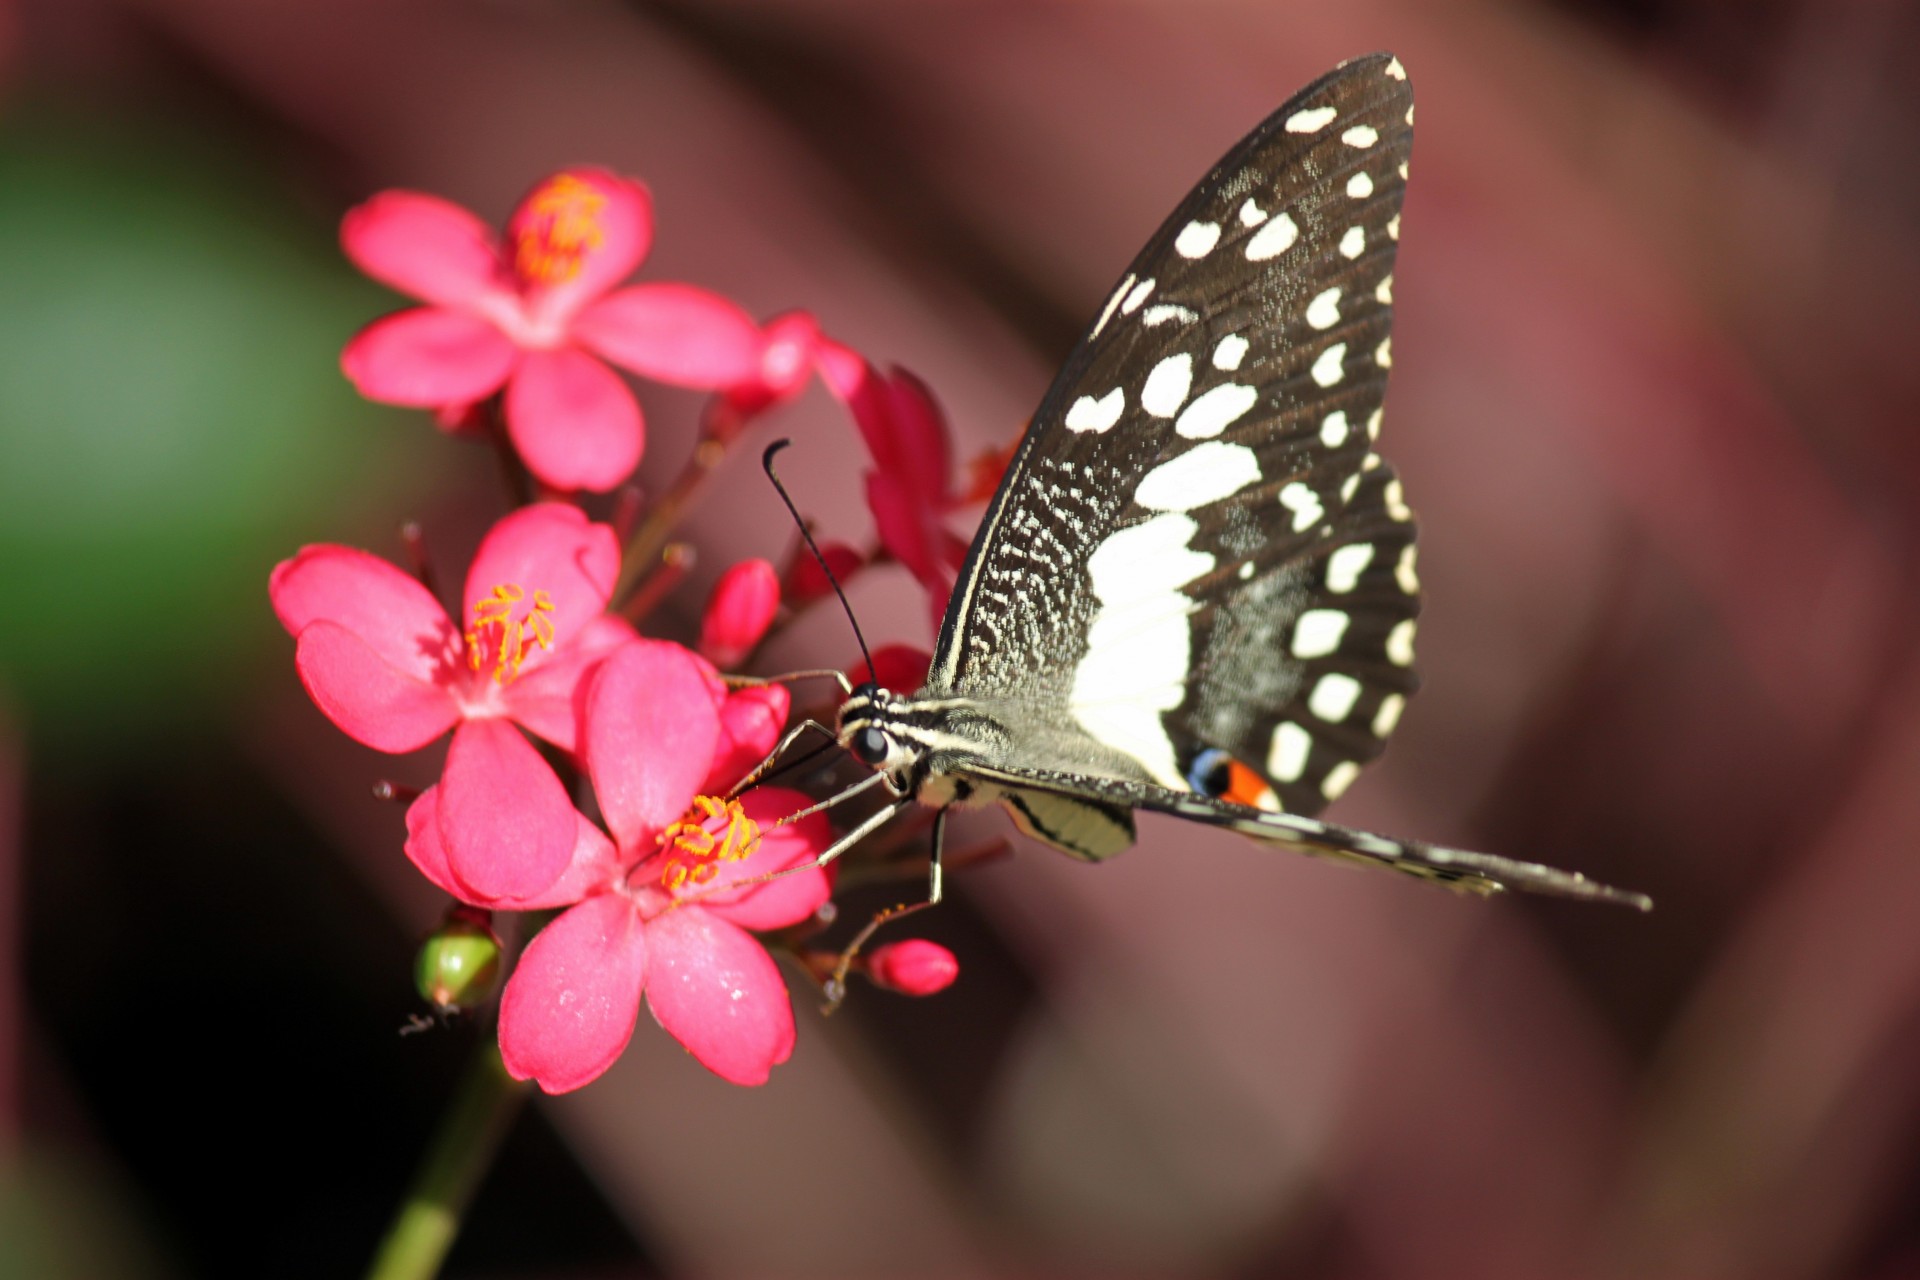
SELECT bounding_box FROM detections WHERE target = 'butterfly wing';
[956,760,1651,908]
[928,52,1418,815]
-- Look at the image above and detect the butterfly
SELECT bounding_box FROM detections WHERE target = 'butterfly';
[750,53,1649,986]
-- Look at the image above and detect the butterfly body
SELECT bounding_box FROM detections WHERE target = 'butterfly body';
[821,53,1650,912]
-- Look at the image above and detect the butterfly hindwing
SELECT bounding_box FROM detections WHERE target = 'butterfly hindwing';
[928,53,1417,814]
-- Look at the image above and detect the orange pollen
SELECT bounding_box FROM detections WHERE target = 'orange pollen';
[657,795,761,892]
[513,174,608,283]
[465,583,556,684]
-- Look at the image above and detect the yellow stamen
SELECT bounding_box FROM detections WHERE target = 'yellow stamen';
[658,795,761,892]
[465,583,556,683]
[514,174,608,283]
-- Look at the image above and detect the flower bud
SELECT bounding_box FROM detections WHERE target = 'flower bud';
[414,907,503,1011]
[700,559,780,668]
[864,939,958,996]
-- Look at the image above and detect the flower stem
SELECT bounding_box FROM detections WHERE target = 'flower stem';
[613,435,727,605]
[365,1037,525,1280]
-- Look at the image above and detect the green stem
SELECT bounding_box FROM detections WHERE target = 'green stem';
[365,1037,525,1280]
[612,435,727,606]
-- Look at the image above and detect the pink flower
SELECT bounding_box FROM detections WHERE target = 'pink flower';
[818,350,976,623]
[782,538,865,608]
[849,644,933,695]
[271,504,634,900]
[403,640,831,1090]
[699,559,780,669]
[340,169,763,492]
[865,939,959,996]
[704,310,829,442]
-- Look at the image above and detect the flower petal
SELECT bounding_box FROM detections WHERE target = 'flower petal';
[341,307,519,407]
[699,559,780,670]
[645,907,795,1086]
[505,348,644,493]
[500,893,649,1094]
[505,613,636,753]
[507,168,652,327]
[866,470,956,611]
[575,283,760,388]
[271,544,459,683]
[292,621,461,751]
[690,786,832,931]
[461,503,621,666]
[848,643,933,695]
[703,683,791,795]
[438,718,577,901]
[585,640,720,853]
[405,785,620,910]
[340,190,508,309]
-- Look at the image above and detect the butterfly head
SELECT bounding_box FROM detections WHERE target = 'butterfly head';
[837,681,923,791]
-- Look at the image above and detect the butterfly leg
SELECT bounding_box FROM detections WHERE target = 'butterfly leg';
[824,807,948,1009]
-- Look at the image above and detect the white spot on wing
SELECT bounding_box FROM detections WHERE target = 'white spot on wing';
[1279,482,1324,532]
[1320,410,1350,447]
[1174,383,1258,438]
[1367,407,1384,440]
[1309,673,1362,722]
[1212,334,1249,370]
[1384,479,1411,520]
[1122,278,1155,313]
[1396,545,1420,593]
[1285,106,1337,133]
[1385,619,1416,666]
[1376,275,1393,304]
[1292,609,1349,658]
[1133,441,1260,513]
[1245,213,1299,261]
[1339,225,1365,259]
[1144,304,1196,327]
[1372,693,1406,737]
[1321,760,1361,800]
[1387,214,1401,240]
[1375,337,1392,368]
[1239,198,1268,227]
[1065,387,1125,433]
[1306,287,1342,330]
[1347,172,1375,199]
[1141,353,1194,418]
[1386,57,1407,79]
[1342,125,1379,148]
[1237,561,1255,580]
[1325,543,1373,593]
[1092,274,1133,338]
[1071,514,1215,788]
[1339,472,1361,503]
[1311,344,1347,387]
[1268,721,1311,782]
[1174,220,1222,258]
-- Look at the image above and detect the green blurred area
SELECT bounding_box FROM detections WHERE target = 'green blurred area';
[0,110,429,745]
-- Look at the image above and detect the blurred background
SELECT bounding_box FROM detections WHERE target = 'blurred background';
[4,0,1920,1276]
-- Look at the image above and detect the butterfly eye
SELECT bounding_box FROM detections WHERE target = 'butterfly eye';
[852,727,891,767]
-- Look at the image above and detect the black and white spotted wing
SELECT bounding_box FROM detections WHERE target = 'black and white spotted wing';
[835,54,1650,909]
[932,52,1417,815]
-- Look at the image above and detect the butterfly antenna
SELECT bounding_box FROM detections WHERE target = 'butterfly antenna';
[763,440,876,679]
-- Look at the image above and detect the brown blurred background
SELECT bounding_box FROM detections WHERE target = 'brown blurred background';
[4,1,1920,1277]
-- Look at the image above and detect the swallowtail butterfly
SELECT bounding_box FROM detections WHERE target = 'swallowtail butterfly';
[760,54,1649,971]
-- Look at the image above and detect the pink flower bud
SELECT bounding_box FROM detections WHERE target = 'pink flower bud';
[865,939,959,996]
[700,559,780,668]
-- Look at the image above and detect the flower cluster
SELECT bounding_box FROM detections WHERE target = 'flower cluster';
[275,167,991,1090]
